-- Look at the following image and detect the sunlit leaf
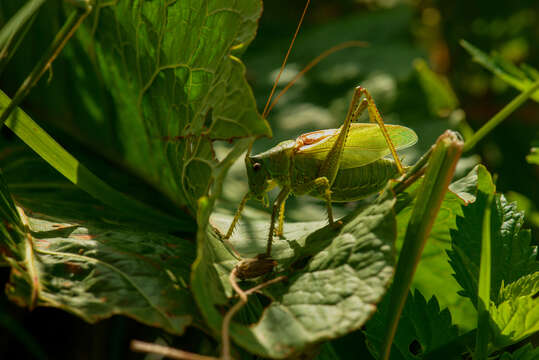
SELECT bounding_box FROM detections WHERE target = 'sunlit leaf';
[448,168,539,307]
[195,196,397,358]
[1,207,198,335]
[70,0,270,214]
[490,271,539,347]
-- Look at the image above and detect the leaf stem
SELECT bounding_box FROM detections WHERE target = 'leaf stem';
[474,185,495,360]
[463,81,539,152]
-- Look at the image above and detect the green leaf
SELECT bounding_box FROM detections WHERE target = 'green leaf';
[194,196,397,358]
[461,40,539,102]
[70,0,270,214]
[414,59,459,117]
[526,147,539,165]
[490,272,539,347]
[499,343,539,360]
[1,207,198,335]
[365,290,459,360]
[448,169,539,307]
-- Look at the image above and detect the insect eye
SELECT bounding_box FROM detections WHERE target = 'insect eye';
[253,162,262,171]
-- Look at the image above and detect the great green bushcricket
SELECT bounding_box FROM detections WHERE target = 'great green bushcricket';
[219,1,419,276]
[224,88,417,269]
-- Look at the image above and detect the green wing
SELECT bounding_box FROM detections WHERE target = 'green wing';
[296,123,418,169]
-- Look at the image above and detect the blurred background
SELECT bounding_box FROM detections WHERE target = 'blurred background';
[1,0,538,358]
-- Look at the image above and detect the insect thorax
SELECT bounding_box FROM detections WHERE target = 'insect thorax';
[250,140,296,186]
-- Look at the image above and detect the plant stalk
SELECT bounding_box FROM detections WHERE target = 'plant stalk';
[463,81,539,152]
[380,130,463,360]
[474,188,495,360]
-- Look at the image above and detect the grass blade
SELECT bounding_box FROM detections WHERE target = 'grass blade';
[0,90,194,231]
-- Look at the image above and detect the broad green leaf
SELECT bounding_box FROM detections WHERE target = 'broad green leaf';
[414,59,459,117]
[461,40,539,102]
[526,147,539,165]
[365,290,459,360]
[195,196,397,358]
[447,169,539,307]
[1,206,198,335]
[69,0,270,215]
[499,343,539,360]
[489,272,539,347]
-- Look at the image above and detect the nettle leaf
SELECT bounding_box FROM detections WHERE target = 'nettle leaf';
[490,271,539,347]
[73,0,270,214]
[194,196,397,358]
[364,290,459,360]
[448,167,539,307]
[393,165,489,331]
[1,205,198,335]
[461,40,539,102]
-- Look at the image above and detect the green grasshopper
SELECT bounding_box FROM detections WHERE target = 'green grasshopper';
[224,85,418,261]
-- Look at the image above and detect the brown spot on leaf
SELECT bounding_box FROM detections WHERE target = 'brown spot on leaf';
[65,261,83,275]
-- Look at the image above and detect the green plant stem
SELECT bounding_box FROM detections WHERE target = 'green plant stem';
[463,81,539,152]
[0,4,92,127]
[380,130,463,360]
[474,188,495,360]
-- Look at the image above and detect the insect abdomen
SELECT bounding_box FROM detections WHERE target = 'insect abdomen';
[328,158,399,201]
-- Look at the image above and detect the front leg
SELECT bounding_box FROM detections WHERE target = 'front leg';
[265,187,291,257]
[276,196,288,237]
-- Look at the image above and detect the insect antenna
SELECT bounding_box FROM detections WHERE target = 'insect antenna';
[264,40,368,118]
[261,0,311,120]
